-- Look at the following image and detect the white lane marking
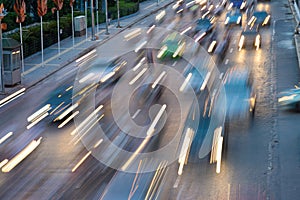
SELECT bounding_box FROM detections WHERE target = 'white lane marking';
[172,61,177,66]
[233,39,237,44]
[225,59,229,65]
[132,109,141,119]
[230,48,233,53]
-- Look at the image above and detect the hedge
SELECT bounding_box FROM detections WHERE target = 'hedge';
[4,0,139,58]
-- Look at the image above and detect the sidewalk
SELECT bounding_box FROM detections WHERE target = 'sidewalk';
[288,0,300,70]
[0,0,174,99]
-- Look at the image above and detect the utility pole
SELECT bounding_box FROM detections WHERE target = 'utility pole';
[91,0,96,40]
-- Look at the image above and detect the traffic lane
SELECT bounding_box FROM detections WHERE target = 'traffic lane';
[273,17,300,200]
[164,6,275,200]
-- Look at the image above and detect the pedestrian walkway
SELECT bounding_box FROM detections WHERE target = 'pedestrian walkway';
[0,0,174,99]
[288,0,300,70]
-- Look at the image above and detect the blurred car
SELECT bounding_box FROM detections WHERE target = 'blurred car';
[248,11,271,27]
[224,9,242,26]
[278,85,300,112]
[214,29,231,62]
[173,0,185,16]
[238,25,261,51]
[207,30,218,53]
[98,57,128,85]
[193,17,216,43]
[223,67,256,121]
[157,33,186,59]
[228,0,247,11]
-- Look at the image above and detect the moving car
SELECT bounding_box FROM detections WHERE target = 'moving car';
[223,67,256,121]
[157,33,186,59]
[193,17,215,43]
[278,85,300,112]
[224,9,242,26]
[238,25,261,51]
[248,11,271,27]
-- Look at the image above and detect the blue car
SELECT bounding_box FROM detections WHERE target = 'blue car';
[278,86,300,112]
[223,67,256,121]
[225,9,242,26]
[249,11,271,27]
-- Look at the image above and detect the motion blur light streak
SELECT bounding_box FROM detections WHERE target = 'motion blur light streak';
[180,26,192,35]
[27,104,51,122]
[93,139,103,148]
[124,28,142,41]
[0,132,13,145]
[135,41,148,53]
[54,103,79,121]
[70,105,103,136]
[79,73,95,83]
[2,137,42,173]
[71,151,92,172]
[152,71,166,89]
[146,104,167,136]
[133,57,146,71]
[0,159,8,169]
[74,114,104,145]
[129,68,148,85]
[76,49,96,63]
[26,112,49,129]
[179,73,192,92]
[0,88,26,108]
[58,110,80,128]
[200,71,211,91]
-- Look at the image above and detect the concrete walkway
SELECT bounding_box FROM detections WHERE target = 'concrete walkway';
[288,0,300,70]
[0,0,174,99]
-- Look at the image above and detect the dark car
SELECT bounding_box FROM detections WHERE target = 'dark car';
[249,11,271,27]
[238,25,261,51]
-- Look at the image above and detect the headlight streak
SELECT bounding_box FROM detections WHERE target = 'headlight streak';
[54,103,79,121]
[179,72,193,92]
[73,114,104,145]
[58,110,80,128]
[27,104,51,122]
[2,137,42,173]
[178,128,194,175]
[70,104,103,136]
[27,112,49,129]
[152,71,166,89]
[133,57,146,72]
[71,151,92,172]
[146,104,167,136]
[129,68,148,85]
[0,132,13,145]
[0,88,26,108]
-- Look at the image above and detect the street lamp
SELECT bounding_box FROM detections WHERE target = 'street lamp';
[0,4,7,94]
[91,0,96,40]
[116,0,122,28]
[105,0,109,34]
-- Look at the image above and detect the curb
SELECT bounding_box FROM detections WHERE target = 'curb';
[21,0,175,91]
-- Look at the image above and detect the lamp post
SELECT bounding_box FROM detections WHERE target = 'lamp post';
[91,0,96,40]
[116,0,121,28]
[0,4,7,94]
[105,0,109,35]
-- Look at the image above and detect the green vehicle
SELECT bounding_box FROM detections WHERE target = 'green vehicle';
[157,33,186,59]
